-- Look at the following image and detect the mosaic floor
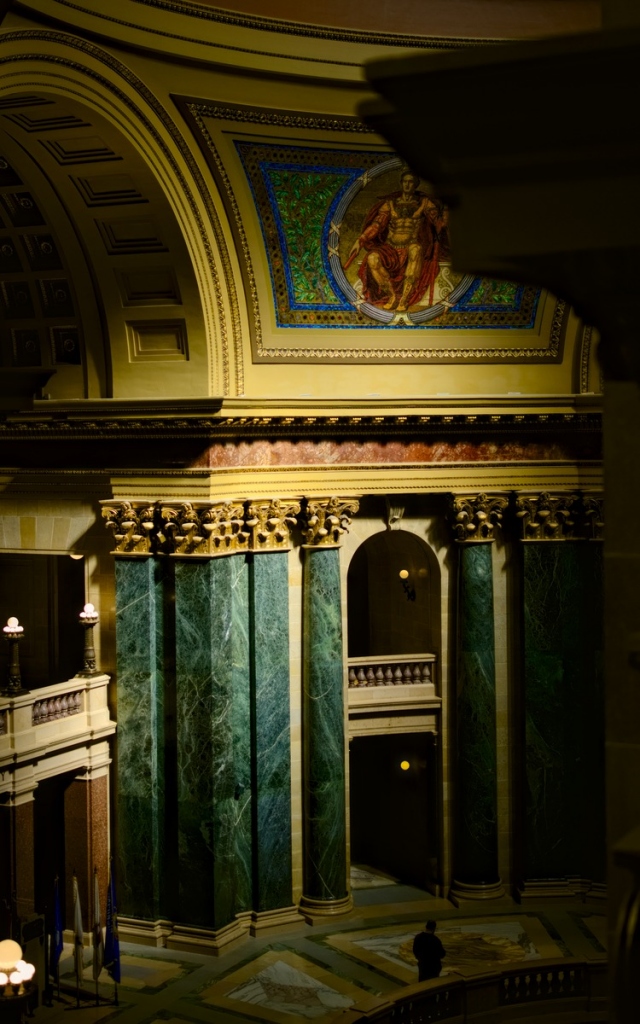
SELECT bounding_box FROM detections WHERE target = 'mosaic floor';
[31,877,607,1024]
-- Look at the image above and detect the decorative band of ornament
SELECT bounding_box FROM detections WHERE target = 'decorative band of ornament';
[348,654,435,688]
[450,493,509,542]
[33,691,82,725]
[101,497,356,555]
[299,497,360,547]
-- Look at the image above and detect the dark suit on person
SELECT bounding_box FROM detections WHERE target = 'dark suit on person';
[412,930,446,981]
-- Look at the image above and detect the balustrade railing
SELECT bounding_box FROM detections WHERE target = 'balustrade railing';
[340,957,606,1023]
[0,674,114,767]
[348,653,436,688]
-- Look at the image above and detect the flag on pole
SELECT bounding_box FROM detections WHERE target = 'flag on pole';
[50,876,64,980]
[72,874,84,987]
[104,861,121,984]
[92,868,103,982]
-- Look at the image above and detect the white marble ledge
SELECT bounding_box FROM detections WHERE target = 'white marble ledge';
[0,674,116,768]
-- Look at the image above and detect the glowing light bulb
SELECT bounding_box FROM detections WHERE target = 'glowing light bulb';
[83,603,95,614]
[400,760,410,771]
[399,569,409,579]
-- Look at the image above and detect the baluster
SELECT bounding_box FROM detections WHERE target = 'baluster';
[348,668,356,686]
[423,663,431,682]
[403,665,412,682]
[366,667,376,686]
[61,694,69,716]
[394,666,403,684]
[524,974,531,998]
[536,971,542,996]
[357,668,366,685]
[413,664,422,683]
[385,667,394,684]
[54,696,62,718]
[503,978,511,1002]
[375,666,385,685]
[514,976,521,1000]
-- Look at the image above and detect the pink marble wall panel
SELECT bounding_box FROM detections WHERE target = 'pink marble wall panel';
[193,437,600,469]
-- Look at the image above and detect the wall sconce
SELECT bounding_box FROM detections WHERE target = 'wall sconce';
[78,603,99,676]
[1,618,27,697]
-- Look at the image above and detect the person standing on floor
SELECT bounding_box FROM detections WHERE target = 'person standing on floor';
[413,919,446,982]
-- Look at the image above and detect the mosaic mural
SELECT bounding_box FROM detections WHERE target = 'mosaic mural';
[237,142,540,330]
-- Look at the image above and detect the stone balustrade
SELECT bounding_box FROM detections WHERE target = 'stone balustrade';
[0,674,115,773]
[347,653,436,688]
[339,957,606,1022]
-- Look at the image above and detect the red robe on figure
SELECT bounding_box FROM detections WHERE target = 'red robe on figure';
[355,191,449,309]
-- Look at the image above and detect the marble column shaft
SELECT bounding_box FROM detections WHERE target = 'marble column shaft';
[522,542,605,881]
[114,557,166,919]
[302,547,348,903]
[174,556,252,930]
[250,552,293,912]
[455,542,500,886]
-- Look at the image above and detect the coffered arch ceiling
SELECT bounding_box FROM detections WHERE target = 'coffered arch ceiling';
[0,32,238,399]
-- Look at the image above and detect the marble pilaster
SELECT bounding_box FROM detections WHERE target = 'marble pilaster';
[114,556,166,919]
[174,553,252,930]
[450,494,507,901]
[300,498,358,917]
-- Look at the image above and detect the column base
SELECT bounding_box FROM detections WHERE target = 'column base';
[299,893,353,924]
[449,879,506,905]
[516,879,575,901]
[167,917,250,956]
[117,917,174,948]
[249,906,306,937]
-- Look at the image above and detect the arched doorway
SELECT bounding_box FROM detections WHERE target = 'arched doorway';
[347,530,441,892]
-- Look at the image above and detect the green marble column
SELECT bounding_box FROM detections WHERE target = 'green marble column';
[522,541,605,882]
[450,493,506,901]
[250,551,293,912]
[454,543,501,891]
[300,498,358,916]
[174,554,252,930]
[114,556,167,919]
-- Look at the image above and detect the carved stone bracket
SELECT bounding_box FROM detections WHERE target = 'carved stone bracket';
[449,493,509,542]
[159,501,249,556]
[246,499,301,551]
[385,496,405,531]
[101,501,156,555]
[582,493,604,541]
[300,497,360,547]
[515,492,579,540]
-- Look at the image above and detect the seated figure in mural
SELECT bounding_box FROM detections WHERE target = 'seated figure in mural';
[347,168,450,312]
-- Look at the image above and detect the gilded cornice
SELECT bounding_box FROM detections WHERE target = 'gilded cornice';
[515,492,579,541]
[101,500,155,555]
[300,497,359,547]
[450,493,509,542]
[159,500,248,556]
[246,499,300,551]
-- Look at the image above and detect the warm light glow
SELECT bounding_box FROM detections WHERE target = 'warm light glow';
[400,760,410,771]
[0,973,7,986]
[69,553,83,560]
[3,617,23,634]
[83,603,95,614]
[9,971,21,986]
[0,939,22,972]
[399,569,409,579]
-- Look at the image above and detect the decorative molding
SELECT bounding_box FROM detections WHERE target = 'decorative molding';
[191,103,373,134]
[385,497,405,530]
[582,493,604,540]
[300,497,359,547]
[245,499,300,551]
[159,500,249,556]
[515,492,579,541]
[449,493,509,542]
[101,500,155,554]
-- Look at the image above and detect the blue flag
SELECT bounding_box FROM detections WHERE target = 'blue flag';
[50,876,64,979]
[104,862,121,984]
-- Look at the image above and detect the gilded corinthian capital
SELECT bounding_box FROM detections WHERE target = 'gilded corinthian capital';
[101,500,156,555]
[300,497,359,547]
[582,493,604,540]
[246,499,301,550]
[159,501,249,556]
[449,493,509,542]
[515,492,579,540]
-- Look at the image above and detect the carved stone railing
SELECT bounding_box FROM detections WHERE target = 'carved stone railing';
[0,675,114,770]
[339,957,607,1023]
[348,654,436,688]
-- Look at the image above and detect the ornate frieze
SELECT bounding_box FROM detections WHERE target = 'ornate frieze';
[245,499,301,551]
[582,493,604,540]
[159,501,249,556]
[300,497,359,547]
[101,500,156,555]
[450,493,509,542]
[515,492,579,540]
